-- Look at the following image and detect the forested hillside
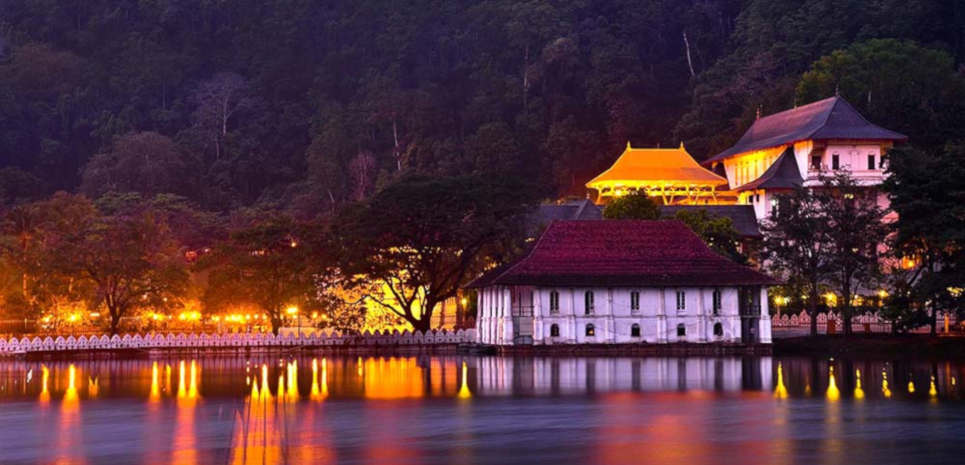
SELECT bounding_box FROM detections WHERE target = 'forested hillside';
[0,0,963,213]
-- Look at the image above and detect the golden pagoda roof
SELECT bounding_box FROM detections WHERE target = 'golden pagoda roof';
[586,143,727,189]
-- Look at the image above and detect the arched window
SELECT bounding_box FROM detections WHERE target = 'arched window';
[676,324,686,337]
[630,323,641,338]
[549,290,560,313]
[550,324,560,337]
[585,324,595,337]
[584,291,595,315]
[713,322,723,337]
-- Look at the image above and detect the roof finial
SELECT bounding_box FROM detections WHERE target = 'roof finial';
[679,141,685,150]
[755,105,762,120]
[626,140,632,150]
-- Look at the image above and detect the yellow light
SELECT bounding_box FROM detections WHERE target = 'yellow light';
[460,297,468,307]
[929,376,938,398]
[290,240,298,248]
[286,306,299,316]
[67,313,80,323]
[311,312,318,319]
[824,293,837,307]
[878,289,888,299]
[907,380,915,394]
[774,363,788,399]
[457,361,472,399]
[89,312,101,318]
[826,365,840,401]
[948,287,963,298]
[854,369,865,400]
[882,370,892,398]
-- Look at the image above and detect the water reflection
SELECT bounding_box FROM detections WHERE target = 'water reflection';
[1,355,964,464]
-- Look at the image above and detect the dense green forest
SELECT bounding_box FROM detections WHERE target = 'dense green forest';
[0,0,963,213]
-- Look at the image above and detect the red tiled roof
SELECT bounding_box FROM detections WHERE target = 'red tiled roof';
[471,220,777,288]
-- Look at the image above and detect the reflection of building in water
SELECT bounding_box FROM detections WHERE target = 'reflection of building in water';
[471,221,776,345]
[473,357,772,395]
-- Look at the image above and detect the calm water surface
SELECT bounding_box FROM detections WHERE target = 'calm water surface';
[1,355,964,465]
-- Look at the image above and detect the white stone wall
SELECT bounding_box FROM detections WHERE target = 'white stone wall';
[476,286,767,345]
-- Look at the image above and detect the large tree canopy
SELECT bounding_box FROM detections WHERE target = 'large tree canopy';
[333,175,534,331]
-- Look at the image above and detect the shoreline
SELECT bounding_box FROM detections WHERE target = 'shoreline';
[5,335,965,360]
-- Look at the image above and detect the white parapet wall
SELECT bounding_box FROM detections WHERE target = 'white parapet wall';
[0,329,478,354]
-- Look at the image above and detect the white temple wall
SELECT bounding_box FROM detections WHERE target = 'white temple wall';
[477,286,760,345]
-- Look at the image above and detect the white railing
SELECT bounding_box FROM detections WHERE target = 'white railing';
[0,329,477,354]
[770,311,958,333]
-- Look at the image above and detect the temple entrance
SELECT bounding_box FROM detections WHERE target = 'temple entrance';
[738,286,761,344]
[511,286,534,345]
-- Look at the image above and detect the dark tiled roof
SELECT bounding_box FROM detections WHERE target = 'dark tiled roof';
[473,220,777,288]
[705,96,907,164]
[659,205,762,238]
[526,200,601,236]
[732,147,803,192]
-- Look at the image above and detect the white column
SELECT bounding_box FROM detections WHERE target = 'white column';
[657,288,667,343]
[606,288,615,343]
[533,288,543,344]
[697,287,707,342]
[759,287,772,344]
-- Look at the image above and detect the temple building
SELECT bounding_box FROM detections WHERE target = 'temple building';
[470,220,777,346]
[586,143,733,205]
[702,95,907,219]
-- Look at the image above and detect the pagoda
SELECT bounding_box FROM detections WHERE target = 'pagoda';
[586,142,732,205]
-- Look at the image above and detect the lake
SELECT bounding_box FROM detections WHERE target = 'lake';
[1,355,963,464]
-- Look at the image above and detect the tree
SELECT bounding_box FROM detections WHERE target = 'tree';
[202,213,322,335]
[80,132,195,198]
[882,144,965,334]
[820,172,890,336]
[32,196,190,334]
[761,186,834,337]
[672,209,745,263]
[333,175,534,331]
[797,39,965,150]
[602,191,660,220]
[192,72,252,160]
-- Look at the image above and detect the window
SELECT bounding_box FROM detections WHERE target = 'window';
[832,154,840,170]
[630,291,640,312]
[550,324,560,337]
[584,291,594,315]
[630,324,641,338]
[811,155,821,170]
[867,154,876,170]
[712,289,722,315]
[676,324,686,337]
[713,323,723,337]
[585,324,595,337]
[549,290,560,314]
[675,290,686,311]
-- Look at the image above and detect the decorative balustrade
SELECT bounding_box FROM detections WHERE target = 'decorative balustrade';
[769,311,957,333]
[0,328,477,354]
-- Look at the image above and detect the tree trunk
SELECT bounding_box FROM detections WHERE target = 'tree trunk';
[270,315,282,336]
[808,287,819,337]
[930,306,938,336]
[109,308,122,335]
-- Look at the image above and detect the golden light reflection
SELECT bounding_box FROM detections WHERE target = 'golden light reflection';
[88,376,99,398]
[929,376,938,399]
[286,361,299,402]
[907,380,915,394]
[882,370,892,398]
[854,369,864,400]
[39,365,50,403]
[150,362,161,402]
[310,358,327,401]
[826,365,840,401]
[64,364,79,404]
[364,357,425,399]
[457,361,472,399]
[178,360,187,398]
[774,363,788,399]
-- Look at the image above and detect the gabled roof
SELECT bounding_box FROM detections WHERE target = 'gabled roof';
[705,96,907,164]
[732,147,803,192]
[468,220,777,288]
[525,200,602,237]
[659,205,762,238]
[587,143,727,188]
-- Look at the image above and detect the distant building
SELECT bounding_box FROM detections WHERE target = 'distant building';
[703,96,907,220]
[586,143,733,205]
[469,220,777,346]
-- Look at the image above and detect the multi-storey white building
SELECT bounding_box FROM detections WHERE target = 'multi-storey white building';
[702,96,907,220]
[470,220,777,346]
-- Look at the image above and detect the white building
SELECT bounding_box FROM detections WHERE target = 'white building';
[470,220,777,346]
[702,95,907,220]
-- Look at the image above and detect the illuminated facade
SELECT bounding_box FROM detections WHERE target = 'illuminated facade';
[703,96,907,220]
[470,221,776,346]
[586,143,732,205]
